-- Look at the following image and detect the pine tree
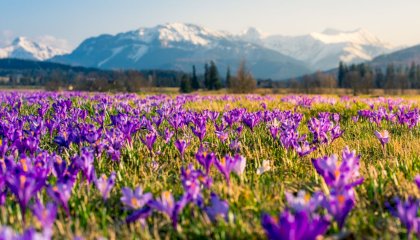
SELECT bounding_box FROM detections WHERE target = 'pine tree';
[209,61,222,90]
[338,61,345,88]
[409,62,417,88]
[191,65,200,90]
[204,63,210,90]
[416,65,420,89]
[179,74,193,93]
[226,66,231,88]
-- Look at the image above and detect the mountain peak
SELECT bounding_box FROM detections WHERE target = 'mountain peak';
[0,36,68,61]
[12,37,28,44]
[240,27,262,42]
[11,37,36,48]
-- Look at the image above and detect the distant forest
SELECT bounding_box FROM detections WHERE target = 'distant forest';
[0,58,184,92]
[1,58,420,94]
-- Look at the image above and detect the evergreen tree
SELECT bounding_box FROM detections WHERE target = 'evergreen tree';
[191,65,200,90]
[209,61,222,90]
[338,61,345,88]
[179,74,193,93]
[226,66,231,88]
[416,65,420,89]
[204,63,210,89]
[409,62,417,88]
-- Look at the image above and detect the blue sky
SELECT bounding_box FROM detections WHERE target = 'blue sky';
[1,0,420,50]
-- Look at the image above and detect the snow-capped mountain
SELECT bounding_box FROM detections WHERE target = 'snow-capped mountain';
[240,28,395,70]
[48,23,399,78]
[0,37,68,61]
[51,23,312,79]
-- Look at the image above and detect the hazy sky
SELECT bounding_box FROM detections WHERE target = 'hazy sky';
[1,0,420,50]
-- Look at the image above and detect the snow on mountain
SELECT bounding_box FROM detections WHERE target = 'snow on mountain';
[240,27,395,70]
[0,37,68,61]
[51,23,312,80]
[310,28,391,46]
[119,23,230,47]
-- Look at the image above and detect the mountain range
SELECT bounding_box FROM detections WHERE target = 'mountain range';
[51,23,311,79]
[242,27,394,70]
[1,23,419,80]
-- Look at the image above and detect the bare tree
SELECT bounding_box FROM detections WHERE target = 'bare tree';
[228,61,256,93]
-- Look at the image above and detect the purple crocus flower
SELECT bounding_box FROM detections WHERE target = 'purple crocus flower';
[296,141,316,157]
[242,112,261,131]
[330,124,344,143]
[191,124,206,142]
[149,191,189,228]
[94,172,116,201]
[125,206,153,224]
[374,130,390,147]
[0,226,17,239]
[181,164,212,203]
[161,128,174,144]
[261,210,330,240]
[54,134,70,148]
[195,151,215,174]
[387,197,420,237]
[73,148,95,184]
[31,201,57,238]
[312,147,364,229]
[269,126,280,140]
[47,181,73,216]
[311,147,364,190]
[352,115,359,123]
[231,155,246,176]
[285,191,325,213]
[0,227,43,240]
[141,131,157,154]
[215,130,229,143]
[204,193,229,222]
[6,169,45,219]
[229,139,241,152]
[174,139,189,159]
[325,188,357,229]
[120,186,153,210]
[415,175,420,190]
[215,154,245,185]
[207,111,220,122]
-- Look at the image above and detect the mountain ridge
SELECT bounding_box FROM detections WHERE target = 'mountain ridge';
[51,23,312,80]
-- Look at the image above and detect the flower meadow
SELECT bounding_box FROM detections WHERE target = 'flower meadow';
[0,92,420,239]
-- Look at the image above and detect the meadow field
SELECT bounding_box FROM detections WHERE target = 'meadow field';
[0,91,419,239]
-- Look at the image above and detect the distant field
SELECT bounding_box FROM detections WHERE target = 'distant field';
[0,91,420,239]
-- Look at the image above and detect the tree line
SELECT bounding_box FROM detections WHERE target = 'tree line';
[179,61,257,93]
[337,61,420,94]
[0,59,183,92]
[272,61,420,95]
